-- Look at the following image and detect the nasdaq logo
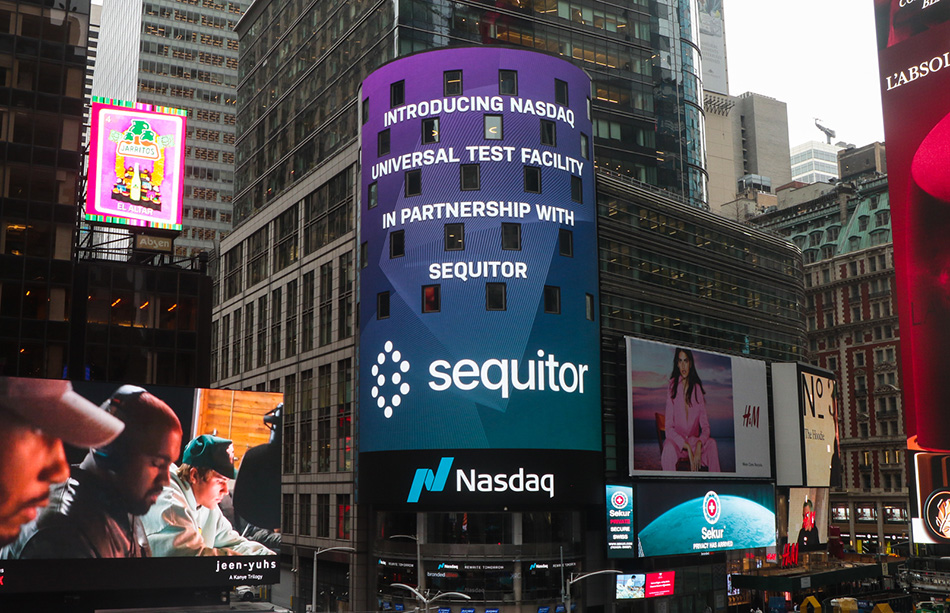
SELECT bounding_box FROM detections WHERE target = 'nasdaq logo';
[407,457,454,503]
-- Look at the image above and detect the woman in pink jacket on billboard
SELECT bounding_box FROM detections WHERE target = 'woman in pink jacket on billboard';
[661,348,721,472]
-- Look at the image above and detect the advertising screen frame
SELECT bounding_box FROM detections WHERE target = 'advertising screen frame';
[85,98,187,231]
[772,363,840,488]
[873,0,950,547]
[635,481,776,557]
[357,47,602,510]
[0,377,281,594]
[625,337,771,479]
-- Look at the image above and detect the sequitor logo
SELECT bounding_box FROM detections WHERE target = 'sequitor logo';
[370,340,411,419]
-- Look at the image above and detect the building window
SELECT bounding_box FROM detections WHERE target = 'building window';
[360,242,368,269]
[316,494,330,537]
[559,228,573,257]
[405,169,421,196]
[423,284,441,313]
[540,120,556,146]
[390,80,405,107]
[486,283,507,311]
[378,129,390,156]
[444,223,464,251]
[319,262,333,346]
[499,70,518,95]
[580,133,589,159]
[390,230,405,258]
[485,114,503,140]
[444,70,462,96]
[586,293,595,321]
[270,288,282,362]
[377,292,390,319]
[361,98,369,124]
[524,166,541,193]
[544,286,561,314]
[368,181,378,208]
[338,252,354,340]
[555,78,568,105]
[286,280,298,357]
[571,176,583,203]
[501,223,521,250]
[422,117,439,144]
[460,164,480,190]
[337,494,351,540]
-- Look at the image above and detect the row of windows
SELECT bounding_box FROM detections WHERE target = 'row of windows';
[377,285,593,317]
[383,71,570,108]
[376,115,590,159]
[384,224,573,257]
[368,166,583,200]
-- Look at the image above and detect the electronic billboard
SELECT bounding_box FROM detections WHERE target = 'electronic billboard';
[786,487,829,552]
[873,0,950,545]
[626,337,770,478]
[0,376,280,593]
[85,98,187,231]
[635,482,776,557]
[358,47,601,509]
[772,363,841,488]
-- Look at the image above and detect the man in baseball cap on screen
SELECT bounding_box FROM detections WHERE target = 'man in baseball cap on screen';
[143,434,274,556]
[0,376,125,546]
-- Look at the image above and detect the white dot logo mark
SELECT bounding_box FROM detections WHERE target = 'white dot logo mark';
[371,340,411,420]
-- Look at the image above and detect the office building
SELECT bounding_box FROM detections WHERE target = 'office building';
[791,141,845,185]
[92,0,246,258]
[212,10,804,610]
[706,91,792,214]
[749,175,907,551]
[0,1,92,377]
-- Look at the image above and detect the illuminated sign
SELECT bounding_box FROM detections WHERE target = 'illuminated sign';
[134,233,174,252]
[874,0,950,547]
[772,364,840,487]
[358,48,600,508]
[625,337,771,478]
[636,481,775,557]
[606,484,635,558]
[86,98,187,231]
[615,572,677,599]
[786,487,829,555]
[0,376,280,593]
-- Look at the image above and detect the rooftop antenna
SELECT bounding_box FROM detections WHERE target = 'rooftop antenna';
[814,118,836,145]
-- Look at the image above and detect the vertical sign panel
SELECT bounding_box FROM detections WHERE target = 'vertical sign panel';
[606,485,635,557]
[358,48,600,509]
[86,100,187,230]
[874,0,950,546]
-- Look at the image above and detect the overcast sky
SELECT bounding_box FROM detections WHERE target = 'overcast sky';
[723,0,885,149]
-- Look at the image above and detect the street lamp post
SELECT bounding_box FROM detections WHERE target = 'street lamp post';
[392,582,471,613]
[312,546,356,613]
[389,533,425,593]
[563,569,621,613]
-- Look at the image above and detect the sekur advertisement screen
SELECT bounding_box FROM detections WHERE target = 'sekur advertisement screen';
[358,47,601,509]
[873,0,950,545]
[0,376,280,593]
[626,337,770,478]
[636,481,776,557]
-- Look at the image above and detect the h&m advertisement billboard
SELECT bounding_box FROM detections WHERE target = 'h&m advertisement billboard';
[0,377,280,593]
[358,47,600,509]
[873,0,950,545]
[85,99,187,231]
[626,337,771,478]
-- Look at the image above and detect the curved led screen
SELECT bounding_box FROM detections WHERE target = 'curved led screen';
[358,47,600,508]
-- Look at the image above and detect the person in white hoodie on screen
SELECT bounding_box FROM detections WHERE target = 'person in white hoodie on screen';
[143,434,273,557]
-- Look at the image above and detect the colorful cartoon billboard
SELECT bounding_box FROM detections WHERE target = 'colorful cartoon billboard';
[85,99,187,231]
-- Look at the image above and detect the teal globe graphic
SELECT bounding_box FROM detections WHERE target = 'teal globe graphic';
[638,495,774,556]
